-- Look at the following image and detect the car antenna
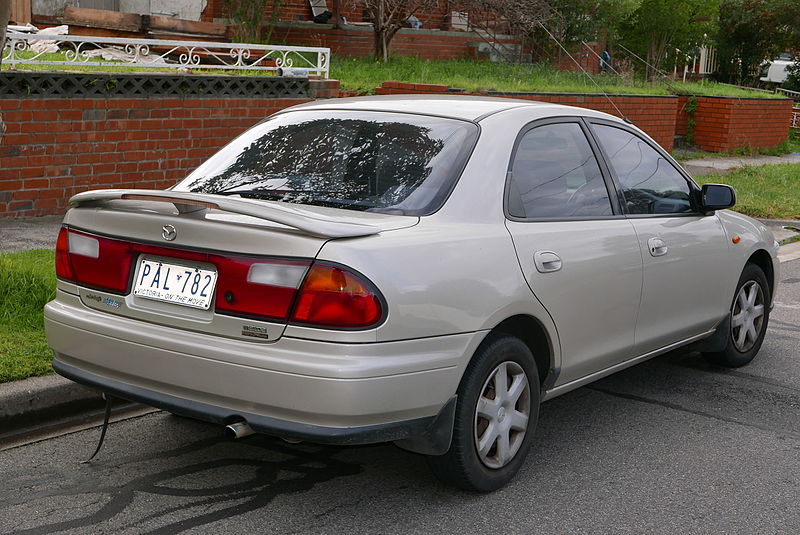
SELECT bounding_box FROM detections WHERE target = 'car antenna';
[537,21,630,123]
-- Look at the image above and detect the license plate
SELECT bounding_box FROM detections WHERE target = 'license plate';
[133,258,217,310]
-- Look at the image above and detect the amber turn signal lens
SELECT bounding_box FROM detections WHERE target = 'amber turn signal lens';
[732,236,741,244]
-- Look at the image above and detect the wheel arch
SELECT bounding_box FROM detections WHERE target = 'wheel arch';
[747,249,775,297]
[490,314,556,389]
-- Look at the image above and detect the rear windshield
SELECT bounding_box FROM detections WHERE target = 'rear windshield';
[174,110,479,216]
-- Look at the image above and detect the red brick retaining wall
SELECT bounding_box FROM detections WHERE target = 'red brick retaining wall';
[675,95,689,136]
[376,81,678,150]
[688,96,793,153]
[0,97,311,217]
[1,78,791,218]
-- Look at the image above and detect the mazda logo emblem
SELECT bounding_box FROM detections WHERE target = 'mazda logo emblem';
[161,225,177,241]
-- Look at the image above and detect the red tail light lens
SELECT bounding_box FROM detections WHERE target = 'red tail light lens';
[213,257,310,320]
[55,227,74,281]
[290,263,383,328]
[55,227,135,293]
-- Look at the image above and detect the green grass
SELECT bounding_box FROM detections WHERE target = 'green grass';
[695,163,800,220]
[331,56,781,98]
[0,250,56,383]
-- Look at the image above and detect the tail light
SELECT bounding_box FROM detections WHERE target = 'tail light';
[290,263,384,328]
[56,227,135,293]
[55,226,384,329]
[55,227,74,281]
[213,257,311,320]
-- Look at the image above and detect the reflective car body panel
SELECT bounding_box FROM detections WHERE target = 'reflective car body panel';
[628,214,731,354]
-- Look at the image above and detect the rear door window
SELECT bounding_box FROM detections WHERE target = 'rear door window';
[506,122,613,219]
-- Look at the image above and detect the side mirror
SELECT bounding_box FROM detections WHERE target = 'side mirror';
[700,184,736,211]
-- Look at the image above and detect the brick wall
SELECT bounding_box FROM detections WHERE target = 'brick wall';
[675,95,689,136]
[272,23,520,59]
[203,0,452,28]
[551,41,606,75]
[376,82,678,150]
[0,97,311,217]
[688,96,793,153]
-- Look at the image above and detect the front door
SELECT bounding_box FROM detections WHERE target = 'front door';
[588,121,731,354]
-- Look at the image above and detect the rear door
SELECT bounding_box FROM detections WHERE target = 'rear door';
[587,120,731,354]
[504,118,643,385]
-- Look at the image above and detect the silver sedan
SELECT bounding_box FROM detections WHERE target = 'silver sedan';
[45,96,779,491]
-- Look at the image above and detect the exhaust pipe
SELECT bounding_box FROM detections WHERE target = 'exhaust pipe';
[225,421,254,439]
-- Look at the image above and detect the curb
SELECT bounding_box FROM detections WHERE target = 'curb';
[0,374,103,430]
[757,218,800,228]
[779,241,800,264]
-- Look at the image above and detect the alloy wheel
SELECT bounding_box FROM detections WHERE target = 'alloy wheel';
[731,280,765,353]
[473,361,530,469]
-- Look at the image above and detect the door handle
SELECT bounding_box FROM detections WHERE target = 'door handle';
[534,251,562,273]
[648,237,668,257]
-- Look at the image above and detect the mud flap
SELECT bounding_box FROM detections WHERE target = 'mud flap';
[393,396,457,456]
[694,313,731,353]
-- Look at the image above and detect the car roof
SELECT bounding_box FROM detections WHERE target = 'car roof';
[284,94,622,123]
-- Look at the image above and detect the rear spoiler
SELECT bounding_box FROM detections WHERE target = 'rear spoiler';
[69,189,410,239]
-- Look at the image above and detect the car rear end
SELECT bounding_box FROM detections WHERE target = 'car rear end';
[44,105,481,447]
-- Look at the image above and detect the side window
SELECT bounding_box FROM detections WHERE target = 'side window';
[593,124,693,215]
[507,122,612,219]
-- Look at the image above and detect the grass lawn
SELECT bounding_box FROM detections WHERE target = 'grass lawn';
[694,163,800,220]
[331,56,780,98]
[0,250,56,383]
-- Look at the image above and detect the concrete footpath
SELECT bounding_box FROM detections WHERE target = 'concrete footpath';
[682,153,800,176]
[1,206,799,434]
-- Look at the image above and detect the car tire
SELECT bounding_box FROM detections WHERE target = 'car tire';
[703,263,771,368]
[427,333,540,492]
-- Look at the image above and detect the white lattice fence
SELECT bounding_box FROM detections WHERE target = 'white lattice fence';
[2,32,330,78]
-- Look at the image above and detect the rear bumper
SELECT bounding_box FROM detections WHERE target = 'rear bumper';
[45,290,481,442]
[53,359,451,445]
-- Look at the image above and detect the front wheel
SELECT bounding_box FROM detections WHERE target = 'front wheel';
[703,263,771,367]
[427,334,540,492]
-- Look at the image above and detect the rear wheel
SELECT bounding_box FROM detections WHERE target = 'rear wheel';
[703,263,770,367]
[427,334,540,492]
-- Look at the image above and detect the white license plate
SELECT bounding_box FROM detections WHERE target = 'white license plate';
[133,258,217,310]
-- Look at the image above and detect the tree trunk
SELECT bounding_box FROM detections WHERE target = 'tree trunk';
[0,0,12,70]
[375,27,390,62]
[332,0,343,28]
[646,41,659,81]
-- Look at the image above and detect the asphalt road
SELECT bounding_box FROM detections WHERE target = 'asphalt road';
[1,260,798,535]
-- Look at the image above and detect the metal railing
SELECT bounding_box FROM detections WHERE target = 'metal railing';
[2,32,330,77]
[778,87,800,100]
[792,110,800,130]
